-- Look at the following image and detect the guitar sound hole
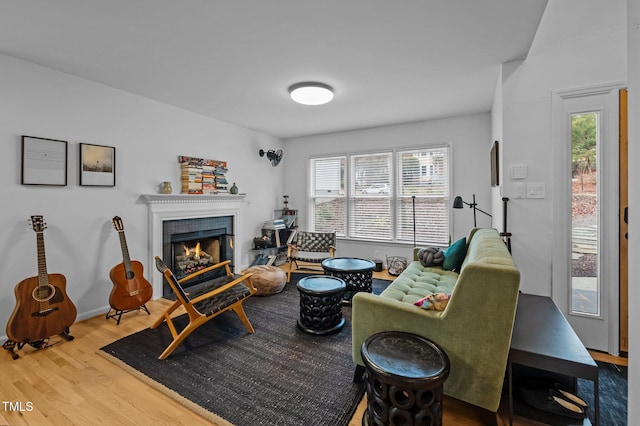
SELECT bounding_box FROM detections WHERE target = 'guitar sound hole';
[32,284,56,302]
[126,271,135,280]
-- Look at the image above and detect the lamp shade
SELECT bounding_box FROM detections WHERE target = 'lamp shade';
[289,82,334,105]
[452,196,464,209]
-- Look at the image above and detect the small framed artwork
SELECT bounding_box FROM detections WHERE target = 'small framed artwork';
[21,135,68,186]
[79,143,116,187]
[490,141,499,187]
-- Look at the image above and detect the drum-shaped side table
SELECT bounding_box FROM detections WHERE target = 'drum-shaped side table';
[296,275,346,335]
[321,257,375,304]
[361,331,450,426]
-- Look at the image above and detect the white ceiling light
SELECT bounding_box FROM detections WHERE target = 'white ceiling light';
[288,82,334,105]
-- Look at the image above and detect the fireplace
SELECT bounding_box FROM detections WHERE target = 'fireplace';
[144,193,246,300]
[163,216,234,297]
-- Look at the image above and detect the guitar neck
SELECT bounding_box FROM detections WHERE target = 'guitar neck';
[118,231,134,273]
[36,231,49,287]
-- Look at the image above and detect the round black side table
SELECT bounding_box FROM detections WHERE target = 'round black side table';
[321,257,375,304]
[361,331,450,426]
[296,275,346,335]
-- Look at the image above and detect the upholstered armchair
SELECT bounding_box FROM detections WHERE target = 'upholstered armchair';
[287,231,336,282]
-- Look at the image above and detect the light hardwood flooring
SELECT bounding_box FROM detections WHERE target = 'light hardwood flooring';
[0,272,626,426]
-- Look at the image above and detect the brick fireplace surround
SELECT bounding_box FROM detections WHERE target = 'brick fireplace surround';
[143,194,246,298]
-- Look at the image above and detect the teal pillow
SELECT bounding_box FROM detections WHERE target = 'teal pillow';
[443,237,467,271]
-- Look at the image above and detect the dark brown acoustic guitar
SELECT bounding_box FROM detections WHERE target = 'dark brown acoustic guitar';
[6,216,77,344]
[109,216,153,312]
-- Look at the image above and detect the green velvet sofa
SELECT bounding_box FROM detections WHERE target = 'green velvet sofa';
[351,228,520,413]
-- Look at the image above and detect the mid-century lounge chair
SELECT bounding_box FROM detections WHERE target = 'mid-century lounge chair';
[152,256,256,360]
[287,231,336,282]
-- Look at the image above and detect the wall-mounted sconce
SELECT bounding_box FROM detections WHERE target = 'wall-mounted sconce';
[259,149,283,167]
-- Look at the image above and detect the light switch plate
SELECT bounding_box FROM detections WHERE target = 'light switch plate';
[510,165,527,179]
[526,182,545,198]
[514,183,526,198]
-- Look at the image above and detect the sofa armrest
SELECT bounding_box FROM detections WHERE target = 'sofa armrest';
[352,261,520,412]
[352,292,448,366]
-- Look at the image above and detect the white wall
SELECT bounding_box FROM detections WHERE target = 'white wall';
[498,0,627,295]
[283,113,492,263]
[490,66,506,236]
[0,54,283,339]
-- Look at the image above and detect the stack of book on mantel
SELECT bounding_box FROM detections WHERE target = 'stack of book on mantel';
[178,155,229,195]
[180,162,203,194]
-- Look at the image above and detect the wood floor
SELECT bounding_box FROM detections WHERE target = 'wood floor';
[0,280,627,426]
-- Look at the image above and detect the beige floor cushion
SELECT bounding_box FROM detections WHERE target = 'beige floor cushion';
[247,265,287,296]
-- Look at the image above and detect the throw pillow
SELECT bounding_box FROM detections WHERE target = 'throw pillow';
[417,246,445,267]
[443,237,467,271]
[414,293,451,311]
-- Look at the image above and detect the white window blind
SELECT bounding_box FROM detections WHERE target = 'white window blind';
[397,147,450,245]
[310,157,346,235]
[309,145,450,245]
[349,152,392,240]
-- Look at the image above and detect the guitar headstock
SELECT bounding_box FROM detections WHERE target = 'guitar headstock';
[29,215,46,233]
[112,216,124,232]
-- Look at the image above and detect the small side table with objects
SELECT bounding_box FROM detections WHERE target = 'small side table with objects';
[296,275,346,335]
[361,331,450,426]
[321,257,375,304]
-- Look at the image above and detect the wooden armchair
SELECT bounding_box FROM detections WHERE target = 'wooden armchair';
[287,231,336,282]
[151,256,256,360]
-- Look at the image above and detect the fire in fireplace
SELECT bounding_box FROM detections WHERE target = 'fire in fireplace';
[177,240,218,276]
[162,216,234,298]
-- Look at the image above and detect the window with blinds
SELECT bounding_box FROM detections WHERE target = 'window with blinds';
[397,147,450,245]
[309,156,346,235]
[350,152,392,240]
[309,145,450,245]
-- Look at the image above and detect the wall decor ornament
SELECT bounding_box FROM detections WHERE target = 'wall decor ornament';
[21,135,68,186]
[79,143,116,187]
[491,141,499,187]
[160,181,173,194]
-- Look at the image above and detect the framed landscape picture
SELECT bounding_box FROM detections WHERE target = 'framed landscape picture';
[79,143,116,187]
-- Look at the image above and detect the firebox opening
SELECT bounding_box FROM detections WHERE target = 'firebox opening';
[164,225,234,298]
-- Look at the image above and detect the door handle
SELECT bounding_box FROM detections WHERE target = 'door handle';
[624,207,628,239]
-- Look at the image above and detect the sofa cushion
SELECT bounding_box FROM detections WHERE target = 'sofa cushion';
[380,261,458,304]
[443,237,467,271]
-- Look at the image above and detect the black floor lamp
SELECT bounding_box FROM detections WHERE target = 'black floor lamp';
[452,194,492,227]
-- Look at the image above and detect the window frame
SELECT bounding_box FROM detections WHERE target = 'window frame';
[308,143,452,246]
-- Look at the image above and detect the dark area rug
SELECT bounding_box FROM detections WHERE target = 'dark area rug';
[578,361,628,426]
[514,360,627,425]
[99,276,391,426]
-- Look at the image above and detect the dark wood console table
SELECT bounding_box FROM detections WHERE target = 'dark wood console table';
[508,293,599,426]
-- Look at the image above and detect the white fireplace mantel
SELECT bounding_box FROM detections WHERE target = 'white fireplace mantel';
[143,193,247,205]
[144,193,247,297]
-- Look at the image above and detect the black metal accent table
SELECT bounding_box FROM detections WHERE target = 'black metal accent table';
[296,275,346,335]
[361,331,450,426]
[321,257,375,304]
[509,294,599,425]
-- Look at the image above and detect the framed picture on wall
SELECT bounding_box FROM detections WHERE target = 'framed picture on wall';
[491,141,499,187]
[21,135,68,186]
[79,143,116,187]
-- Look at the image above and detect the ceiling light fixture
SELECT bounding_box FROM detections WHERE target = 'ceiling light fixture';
[288,82,334,105]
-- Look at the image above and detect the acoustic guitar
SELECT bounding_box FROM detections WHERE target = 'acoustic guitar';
[6,216,77,344]
[109,216,152,312]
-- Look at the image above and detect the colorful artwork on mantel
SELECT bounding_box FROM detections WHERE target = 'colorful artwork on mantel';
[178,155,229,194]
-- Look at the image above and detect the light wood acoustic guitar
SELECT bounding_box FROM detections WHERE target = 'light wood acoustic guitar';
[108,216,152,315]
[5,216,77,348]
